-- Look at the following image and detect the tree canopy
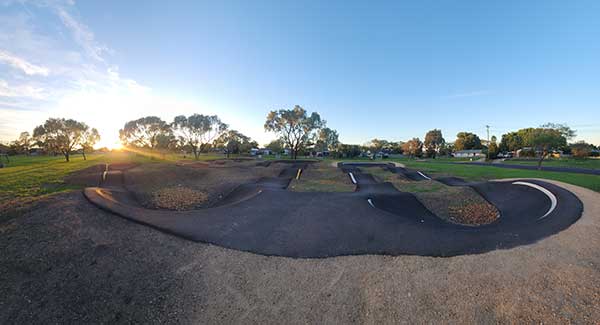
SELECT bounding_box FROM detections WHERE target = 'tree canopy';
[265,139,284,153]
[402,138,423,158]
[215,130,257,158]
[172,114,228,159]
[424,129,445,158]
[454,132,482,151]
[11,131,32,155]
[33,118,88,162]
[264,105,324,159]
[317,127,340,152]
[80,127,100,160]
[499,131,523,152]
[570,141,595,158]
[119,116,171,149]
[528,127,566,169]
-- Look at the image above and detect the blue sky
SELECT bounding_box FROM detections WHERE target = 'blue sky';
[1,0,599,148]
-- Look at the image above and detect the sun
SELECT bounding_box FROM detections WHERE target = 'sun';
[96,139,123,151]
[109,142,123,151]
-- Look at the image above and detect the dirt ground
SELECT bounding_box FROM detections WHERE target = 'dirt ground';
[123,160,285,209]
[1,177,599,323]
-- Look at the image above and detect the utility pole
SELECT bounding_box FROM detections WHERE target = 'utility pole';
[485,125,490,161]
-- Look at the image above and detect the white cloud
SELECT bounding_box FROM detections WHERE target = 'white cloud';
[54,6,110,62]
[0,49,49,75]
[0,80,47,99]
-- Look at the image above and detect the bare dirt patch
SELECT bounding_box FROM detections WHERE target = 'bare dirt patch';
[124,161,285,208]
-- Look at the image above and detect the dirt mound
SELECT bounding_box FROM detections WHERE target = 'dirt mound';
[108,163,138,170]
[64,164,105,187]
[123,162,286,209]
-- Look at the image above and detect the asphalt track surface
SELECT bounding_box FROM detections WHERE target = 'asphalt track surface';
[458,161,600,175]
[84,161,583,258]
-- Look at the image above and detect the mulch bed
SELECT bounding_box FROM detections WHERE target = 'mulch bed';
[151,186,208,211]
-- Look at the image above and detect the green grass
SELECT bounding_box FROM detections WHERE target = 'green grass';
[1,152,142,200]
[501,158,600,170]
[400,160,600,192]
[0,151,232,209]
[288,162,355,192]
[328,157,600,192]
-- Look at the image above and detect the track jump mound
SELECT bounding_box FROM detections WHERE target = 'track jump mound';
[84,161,584,258]
[435,176,474,187]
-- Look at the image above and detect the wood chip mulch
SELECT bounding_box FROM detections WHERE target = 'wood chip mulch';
[151,186,208,211]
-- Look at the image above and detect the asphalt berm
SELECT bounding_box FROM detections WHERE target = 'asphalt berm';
[84,161,583,257]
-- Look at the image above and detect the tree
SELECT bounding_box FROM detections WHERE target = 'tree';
[527,127,567,169]
[80,127,100,160]
[33,118,88,162]
[540,123,576,141]
[155,133,178,151]
[171,114,228,159]
[215,130,255,158]
[499,132,523,152]
[488,135,499,159]
[402,138,423,158]
[424,129,445,158]
[454,132,482,151]
[337,144,362,158]
[366,139,389,153]
[264,105,324,159]
[390,141,404,154]
[119,116,171,149]
[570,141,594,158]
[12,132,32,155]
[265,139,284,154]
[317,127,340,152]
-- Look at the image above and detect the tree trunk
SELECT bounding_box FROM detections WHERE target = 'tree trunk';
[537,150,546,170]
[64,152,70,162]
[82,150,87,160]
[193,148,199,160]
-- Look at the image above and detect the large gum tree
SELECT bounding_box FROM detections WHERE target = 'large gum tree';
[119,116,171,149]
[33,118,89,162]
[264,105,324,160]
[171,114,228,159]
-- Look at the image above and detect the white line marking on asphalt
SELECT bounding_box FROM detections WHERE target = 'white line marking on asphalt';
[367,198,375,208]
[512,181,557,219]
[349,172,357,184]
[417,171,431,180]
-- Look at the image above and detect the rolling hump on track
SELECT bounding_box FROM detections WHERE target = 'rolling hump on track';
[84,160,584,258]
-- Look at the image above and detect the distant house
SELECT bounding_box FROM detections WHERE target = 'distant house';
[259,148,273,155]
[453,149,484,158]
[516,147,537,158]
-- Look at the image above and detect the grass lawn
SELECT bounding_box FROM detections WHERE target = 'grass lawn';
[0,151,231,216]
[399,160,600,192]
[501,158,600,170]
[288,161,355,192]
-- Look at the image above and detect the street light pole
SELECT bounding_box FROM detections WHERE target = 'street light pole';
[485,125,490,161]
